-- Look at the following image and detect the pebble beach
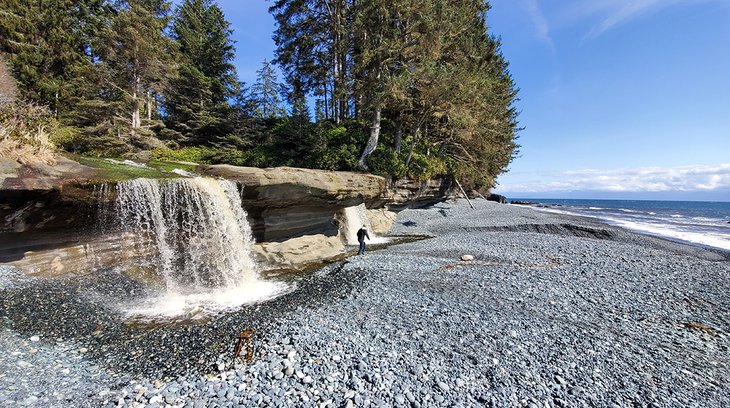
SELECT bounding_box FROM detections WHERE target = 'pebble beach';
[1,199,729,407]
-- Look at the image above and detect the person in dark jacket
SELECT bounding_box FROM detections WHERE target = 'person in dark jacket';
[356,225,370,255]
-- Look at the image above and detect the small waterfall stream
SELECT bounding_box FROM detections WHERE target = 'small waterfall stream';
[343,204,390,245]
[111,177,287,322]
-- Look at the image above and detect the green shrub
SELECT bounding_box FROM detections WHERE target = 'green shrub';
[407,150,448,181]
[368,146,407,178]
[150,146,219,164]
[304,120,366,171]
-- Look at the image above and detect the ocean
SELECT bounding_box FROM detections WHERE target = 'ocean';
[513,199,730,252]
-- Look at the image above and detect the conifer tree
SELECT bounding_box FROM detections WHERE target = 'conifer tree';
[270,0,352,123]
[353,0,438,169]
[249,60,285,119]
[164,0,239,144]
[96,0,175,141]
[0,0,110,118]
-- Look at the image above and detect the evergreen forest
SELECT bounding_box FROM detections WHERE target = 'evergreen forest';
[0,0,520,191]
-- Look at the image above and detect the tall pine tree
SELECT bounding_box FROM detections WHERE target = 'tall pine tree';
[249,59,285,119]
[0,0,110,119]
[269,0,520,187]
[95,0,175,145]
[270,0,352,123]
[164,0,239,145]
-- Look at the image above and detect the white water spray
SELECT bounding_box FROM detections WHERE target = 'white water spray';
[113,177,288,321]
[343,204,390,245]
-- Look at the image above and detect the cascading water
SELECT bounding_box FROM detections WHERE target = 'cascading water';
[343,204,390,245]
[112,177,288,322]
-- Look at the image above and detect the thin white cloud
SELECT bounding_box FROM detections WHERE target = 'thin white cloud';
[584,0,666,40]
[498,164,730,193]
[550,0,728,41]
[520,0,555,51]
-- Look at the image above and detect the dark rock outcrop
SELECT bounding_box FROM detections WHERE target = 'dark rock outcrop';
[487,193,508,204]
[464,223,616,240]
[0,158,100,235]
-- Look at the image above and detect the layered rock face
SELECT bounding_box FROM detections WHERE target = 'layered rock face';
[2,158,430,274]
[198,165,386,242]
[0,157,99,234]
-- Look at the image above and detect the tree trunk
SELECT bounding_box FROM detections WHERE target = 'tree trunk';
[333,51,340,124]
[145,90,152,121]
[338,51,347,120]
[394,112,403,152]
[131,99,140,132]
[404,126,420,167]
[131,77,141,136]
[358,106,381,170]
[323,81,329,120]
[131,54,140,136]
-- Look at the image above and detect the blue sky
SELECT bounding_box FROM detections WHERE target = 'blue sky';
[487,0,730,200]
[200,0,730,201]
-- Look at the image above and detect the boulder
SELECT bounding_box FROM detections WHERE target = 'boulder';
[1,232,147,280]
[487,193,508,204]
[366,209,397,235]
[0,157,100,234]
[254,234,345,270]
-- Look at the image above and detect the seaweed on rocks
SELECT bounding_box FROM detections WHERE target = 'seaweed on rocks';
[462,223,616,240]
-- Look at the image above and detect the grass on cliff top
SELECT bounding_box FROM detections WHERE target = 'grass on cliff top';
[146,160,198,174]
[71,155,176,181]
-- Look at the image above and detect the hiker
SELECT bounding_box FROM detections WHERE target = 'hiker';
[357,225,370,255]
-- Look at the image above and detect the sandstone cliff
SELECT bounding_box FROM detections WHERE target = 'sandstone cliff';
[0,156,449,275]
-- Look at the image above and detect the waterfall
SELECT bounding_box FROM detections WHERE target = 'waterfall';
[112,177,287,322]
[343,204,389,245]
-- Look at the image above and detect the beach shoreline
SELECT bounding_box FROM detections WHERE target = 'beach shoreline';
[1,199,728,407]
[509,199,730,254]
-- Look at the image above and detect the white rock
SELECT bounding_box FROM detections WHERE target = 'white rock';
[461,255,474,261]
[30,335,40,342]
